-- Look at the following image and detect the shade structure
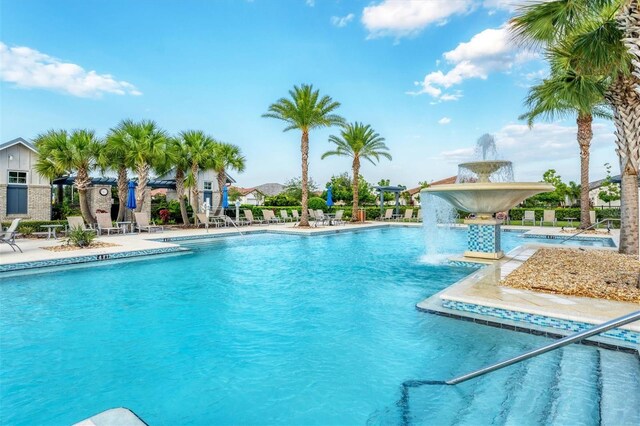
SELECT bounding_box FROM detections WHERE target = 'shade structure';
[126,181,137,210]
[222,185,229,209]
[326,186,334,208]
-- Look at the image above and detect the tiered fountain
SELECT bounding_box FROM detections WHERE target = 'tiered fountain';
[422,134,553,260]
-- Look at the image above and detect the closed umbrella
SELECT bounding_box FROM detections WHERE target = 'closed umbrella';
[126,181,137,223]
[326,186,334,209]
[222,185,229,212]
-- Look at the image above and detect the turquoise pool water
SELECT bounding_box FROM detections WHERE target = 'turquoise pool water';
[1,228,633,425]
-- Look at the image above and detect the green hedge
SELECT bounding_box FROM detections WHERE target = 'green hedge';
[237,205,419,221]
[507,208,620,222]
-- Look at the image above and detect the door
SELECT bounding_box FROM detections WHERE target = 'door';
[203,191,212,210]
[7,185,28,215]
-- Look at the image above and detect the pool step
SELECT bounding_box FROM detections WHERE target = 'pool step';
[600,349,640,426]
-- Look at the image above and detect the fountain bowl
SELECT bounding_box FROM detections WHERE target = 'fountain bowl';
[458,160,512,182]
[421,182,554,219]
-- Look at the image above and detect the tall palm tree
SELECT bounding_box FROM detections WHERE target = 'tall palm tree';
[212,142,246,215]
[102,122,133,221]
[322,122,392,221]
[511,0,640,255]
[180,130,216,224]
[119,120,168,213]
[519,68,611,229]
[34,129,102,224]
[263,84,344,227]
[166,136,192,225]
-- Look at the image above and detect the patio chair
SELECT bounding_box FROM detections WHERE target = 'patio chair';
[243,209,264,225]
[67,216,97,234]
[415,209,422,223]
[333,210,345,225]
[0,218,22,252]
[96,213,121,235]
[134,212,164,233]
[291,210,300,227]
[196,213,215,230]
[402,208,414,222]
[522,210,536,226]
[314,210,327,226]
[280,210,294,222]
[378,208,393,221]
[540,210,556,227]
[590,211,597,227]
[263,210,282,224]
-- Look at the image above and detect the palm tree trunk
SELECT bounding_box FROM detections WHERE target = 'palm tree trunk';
[75,168,95,224]
[175,168,190,226]
[620,0,640,92]
[352,157,360,222]
[191,164,200,225]
[299,130,310,227]
[216,170,226,216]
[135,162,149,213]
[606,75,640,255]
[116,166,128,222]
[577,114,592,229]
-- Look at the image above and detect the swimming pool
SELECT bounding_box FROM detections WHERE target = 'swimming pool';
[1,228,635,425]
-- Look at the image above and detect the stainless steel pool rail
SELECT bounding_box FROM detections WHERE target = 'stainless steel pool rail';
[404,310,640,389]
[558,218,619,244]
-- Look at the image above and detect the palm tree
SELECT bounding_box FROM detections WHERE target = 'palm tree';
[322,122,392,221]
[511,0,640,255]
[180,130,216,224]
[102,122,133,221]
[166,136,192,225]
[263,84,344,227]
[519,68,610,229]
[119,120,168,213]
[34,129,102,224]
[212,142,246,215]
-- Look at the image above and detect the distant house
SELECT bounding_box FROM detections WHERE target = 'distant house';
[588,175,633,207]
[0,137,51,221]
[403,176,457,205]
[156,170,236,209]
[230,187,266,205]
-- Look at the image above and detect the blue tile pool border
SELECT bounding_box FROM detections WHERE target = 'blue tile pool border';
[522,233,616,246]
[0,246,187,273]
[437,298,639,347]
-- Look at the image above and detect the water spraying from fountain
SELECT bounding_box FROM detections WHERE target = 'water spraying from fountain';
[456,134,514,183]
[421,193,458,264]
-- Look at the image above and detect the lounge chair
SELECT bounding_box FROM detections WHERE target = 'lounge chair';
[315,210,327,226]
[196,213,216,230]
[67,216,97,234]
[540,210,556,227]
[96,213,121,235]
[590,211,597,227]
[415,209,422,223]
[402,208,414,222]
[522,210,536,226]
[333,210,345,225]
[134,212,163,233]
[378,208,393,221]
[262,210,282,224]
[243,209,264,225]
[0,218,22,252]
[280,210,294,222]
[291,210,300,226]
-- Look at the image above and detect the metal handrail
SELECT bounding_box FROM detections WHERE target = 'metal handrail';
[559,218,620,244]
[405,310,640,387]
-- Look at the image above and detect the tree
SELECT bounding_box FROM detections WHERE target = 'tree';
[34,129,102,224]
[180,130,216,224]
[321,173,376,205]
[322,122,391,221]
[519,66,610,228]
[525,169,568,206]
[599,163,622,206]
[117,120,168,214]
[511,0,640,253]
[263,84,344,226]
[102,121,134,221]
[167,136,192,225]
[212,142,246,214]
[377,179,394,202]
[284,177,319,201]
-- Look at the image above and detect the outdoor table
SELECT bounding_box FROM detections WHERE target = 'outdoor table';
[40,224,63,240]
[116,221,134,234]
[325,213,336,225]
[565,217,577,227]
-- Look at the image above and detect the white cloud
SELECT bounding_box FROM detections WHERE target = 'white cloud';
[482,0,532,12]
[438,117,452,125]
[0,42,141,98]
[331,13,355,28]
[306,0,315,6]
[437,122,616,180]
[409,25,535,100]
[362,0,475,39]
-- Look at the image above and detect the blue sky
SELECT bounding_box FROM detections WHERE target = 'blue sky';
[1,0,618,187]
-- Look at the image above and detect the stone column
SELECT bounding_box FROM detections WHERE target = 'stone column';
[464,218,503,260]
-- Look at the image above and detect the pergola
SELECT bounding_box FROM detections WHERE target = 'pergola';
[374,185,406,216]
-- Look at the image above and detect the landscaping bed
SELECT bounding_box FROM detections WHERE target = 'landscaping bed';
[501,248,640,303]
[42,242,120,252]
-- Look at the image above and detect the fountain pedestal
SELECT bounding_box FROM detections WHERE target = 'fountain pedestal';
[464,218,503,260]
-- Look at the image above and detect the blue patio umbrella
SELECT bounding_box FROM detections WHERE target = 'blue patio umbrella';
[222,185,229,209]
[126,181,137,210]
[326,186,334,208]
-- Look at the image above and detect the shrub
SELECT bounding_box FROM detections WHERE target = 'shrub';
[159,209,170,224]
[66,227,96,247]
[18,225,35,236]
[308,197,326,211]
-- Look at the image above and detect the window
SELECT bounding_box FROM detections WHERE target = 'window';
[8,171,27,184]
[203,181,212,190]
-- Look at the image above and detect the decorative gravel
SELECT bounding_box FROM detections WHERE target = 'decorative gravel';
[42,242,120,252]
[502,248,640,303]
